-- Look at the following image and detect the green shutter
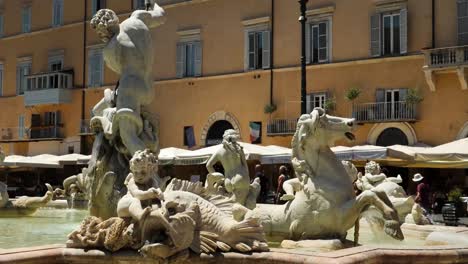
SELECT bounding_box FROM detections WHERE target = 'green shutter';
[262,30,270,69]
[370,14,381,57]
[194,41,202,77]
[400,9,407,54]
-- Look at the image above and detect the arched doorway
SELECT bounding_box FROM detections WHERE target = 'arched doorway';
[368,122,417,146]
[376,127,409,146]
[205,120,234,146]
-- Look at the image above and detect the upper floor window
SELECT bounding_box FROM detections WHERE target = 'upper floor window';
[306,19,331,64]
[92,0,106,16]
[0,15,4,38]
[22,7,31,33]
[133,0,146,10]
[245,30,270,70]
[176,29,202,78]
[88,49,103,87]
[306,92,327,113]
[48,53,64,72]
[16,59,32,95]
[52,0,64,27]
[370,8,407,57]
[176,41,202,78]
[458,0,468,45]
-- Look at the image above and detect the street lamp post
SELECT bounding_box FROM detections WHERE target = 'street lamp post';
[299,0,308,114]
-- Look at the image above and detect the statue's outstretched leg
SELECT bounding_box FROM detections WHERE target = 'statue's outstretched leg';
[342,190,403,241]
[281,178,301,201]
[115,108,145,156]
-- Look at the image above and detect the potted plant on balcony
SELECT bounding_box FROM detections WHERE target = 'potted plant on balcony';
[404,88,423,119]
[264,103,277,133]
[323,97,336,113]
[345,87,361,118]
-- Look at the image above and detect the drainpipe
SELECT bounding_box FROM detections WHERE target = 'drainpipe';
[432,0,435,48]
[269,0,274,106]
[80,0,88,154]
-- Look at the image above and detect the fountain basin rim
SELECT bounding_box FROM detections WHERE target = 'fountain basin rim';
[1,244,468,264]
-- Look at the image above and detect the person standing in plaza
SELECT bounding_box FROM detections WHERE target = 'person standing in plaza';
[256,164,268,203]
[275,166,289,204]
[413,173,431,212]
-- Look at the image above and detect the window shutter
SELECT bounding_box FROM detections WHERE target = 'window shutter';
[306,94,312,113]
[92,0,97,15]
[0,15,4,38]
[246,31,256,70]
[18,115,24,139]
[194,41,202,77]
[400,9,408,54]
[458,0,468,45]
[88,51,102,86]
[399,88,408,102]
[176,43,185,78]
[16,66,20,94]
[26,7,31,32]
[262,30,271,69]
[375,88,385,102]
[370,14,381,57]
[306,23,311,64]
[318,21,328,62]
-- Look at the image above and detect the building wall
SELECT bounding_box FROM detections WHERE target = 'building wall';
[0,0,465,156]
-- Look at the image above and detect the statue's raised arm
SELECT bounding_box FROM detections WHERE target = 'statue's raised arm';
[131,1,166,29]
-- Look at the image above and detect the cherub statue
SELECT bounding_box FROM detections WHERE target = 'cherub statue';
[356,161,402,192]
[90,0,165,156]
[117,149,168,222]
[205,129,259,209]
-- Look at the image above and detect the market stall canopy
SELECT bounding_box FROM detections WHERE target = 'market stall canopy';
[408,138,468,168]
[174,142,279,165]
[1,154,91,168]
[331,145,388,161]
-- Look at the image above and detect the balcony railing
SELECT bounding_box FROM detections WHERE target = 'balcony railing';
[79,119,93,135]
[423,45,468,68]
[29,126,63,139]
[0,127,29,141]
[353,101,417,123]
[24,70,73,106]
[267,119,297,136]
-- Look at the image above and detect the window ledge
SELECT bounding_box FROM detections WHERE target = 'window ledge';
[242,16,270,27]
[306,5,335,17]
[177,28,201,36]
[375,0,407,12]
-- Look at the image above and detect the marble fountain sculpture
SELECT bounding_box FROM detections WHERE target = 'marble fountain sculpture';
[0,2,440,263]
[355,161,431,226]
[0,182,54,216]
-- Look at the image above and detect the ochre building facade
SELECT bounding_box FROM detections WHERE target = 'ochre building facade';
[0,0,466,155]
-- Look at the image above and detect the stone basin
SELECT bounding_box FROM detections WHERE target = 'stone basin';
[2,244,468,264]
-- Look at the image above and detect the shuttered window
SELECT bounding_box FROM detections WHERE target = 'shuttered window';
[370,9,407,57]
[88,49,103,87]
[0,15,4,38]
[458,0,468,45]
[306,92,328,113]
[133,0,146,10]
[22,7,31,33]
[306,20,331,64]
[18,115,25,139]
[176,41,202,78]
[245,30,270,71]
[17,61,32,95]
[92,0,106,15]
[52,0,63,27]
